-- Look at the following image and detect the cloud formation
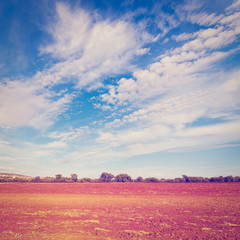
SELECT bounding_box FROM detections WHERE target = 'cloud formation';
[0,0,239,177]
[97,2,240,155]
[0,2,155,129]
[38,2,155,90]
[0,79,72,128]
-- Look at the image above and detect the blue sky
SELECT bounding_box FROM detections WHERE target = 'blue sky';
[0,0,240,178]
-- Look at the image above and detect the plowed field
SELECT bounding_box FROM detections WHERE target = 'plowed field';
[0,183,240,239]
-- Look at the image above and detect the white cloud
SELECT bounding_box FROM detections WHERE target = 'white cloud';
[102,5,240,107]
[38,2,155,90]
[52,148,121,166]
[0,79,72,129]
[48,126,89,142]
[101,50,231,106]
[95,118,240,158]
[157,12,179,36]
[220,12,240,27]
[0,156,16,162]
[136,47,150,55]
[222,70,240,92]
[176,0,240,29]
[40,2,92,59]
[97,2,240,158]
[1,0,240,175]
[98,66,240,157]
[0,140,9,145]
[226,0,240,12]
[179,29,239,53]
[180,0,204,12]
[173,32,196,42]
[45,140,67,149]
[173,26,224,42]
[103,68,240,127]
[189,12,223,26]
[151,2,181,37]
[0,166,20,172]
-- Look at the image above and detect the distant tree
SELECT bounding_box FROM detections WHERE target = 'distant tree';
[183,175,205,183]
[144,177,160,183]
[115,174,132,182]
[202,178,210,183]
[55,174,66,182]
[71,173,78,182]
[182,175,189,182]
[33,176,41,183]
[79,177,92,183]
[234,176,240,182]
[60,177,67,182]
[0,178,7,182]
[192,177,203,182]
[134,176,144,182]
[218,176,224,182]
[210,176,223,182]
[210,177,217,182]
[42,177,54,183]
[55,174,62,180]
[224,175,234,182]
[165,179,175,183]
[99,172,115,182]
[12,177,20,182]
[174,178,186,183]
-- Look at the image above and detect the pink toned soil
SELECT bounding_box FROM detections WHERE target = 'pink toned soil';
[0,183,240,239]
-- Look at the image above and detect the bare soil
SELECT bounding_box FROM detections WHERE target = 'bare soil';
[0,182,240,239]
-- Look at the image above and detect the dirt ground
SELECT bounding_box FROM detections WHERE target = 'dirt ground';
[0,182,240,239]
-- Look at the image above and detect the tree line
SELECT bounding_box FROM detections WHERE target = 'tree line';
[0,172,240,183]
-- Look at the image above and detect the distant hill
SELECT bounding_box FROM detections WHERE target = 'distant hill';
[0,173,32,179]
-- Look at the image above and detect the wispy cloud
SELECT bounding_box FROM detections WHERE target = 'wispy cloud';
[226,0,240,12]
[153,3,180,37]
[48,126,89,142]
[188,12,223,26]
[1,2,156,130]
[97,3,240,157]
[101,4,240,107]
[0,156,16,162]
[38,2,155,90]
[0,79,73,129]
[0,0,239,177]
[0,140,9,145]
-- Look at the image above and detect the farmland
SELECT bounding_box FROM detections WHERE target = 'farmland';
[0,183,240,239]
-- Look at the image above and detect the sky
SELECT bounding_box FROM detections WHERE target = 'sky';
[0,0,240,179]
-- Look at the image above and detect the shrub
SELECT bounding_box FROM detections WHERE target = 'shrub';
[115,174,132,182]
